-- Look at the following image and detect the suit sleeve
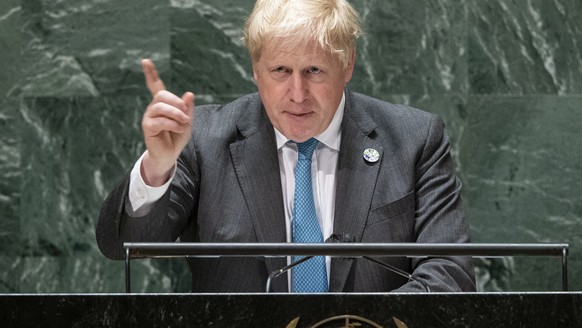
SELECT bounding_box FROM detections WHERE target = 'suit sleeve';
[95,142,200,260]
[395,114,476,292]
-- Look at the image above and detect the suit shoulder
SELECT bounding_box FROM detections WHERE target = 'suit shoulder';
[195,93,262,118]
[346,92,442,138]
[190,93,268,145]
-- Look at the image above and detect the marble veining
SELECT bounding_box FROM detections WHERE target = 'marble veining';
[468,0,582,94]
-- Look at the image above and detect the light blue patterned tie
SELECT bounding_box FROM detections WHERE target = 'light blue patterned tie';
[292,138,328,293]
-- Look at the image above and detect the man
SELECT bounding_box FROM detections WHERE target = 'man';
[96,0,475,293]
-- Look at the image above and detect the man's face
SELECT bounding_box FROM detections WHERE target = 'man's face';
[253,40,355,142]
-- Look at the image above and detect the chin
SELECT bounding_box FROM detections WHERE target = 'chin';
[279,122,321,142]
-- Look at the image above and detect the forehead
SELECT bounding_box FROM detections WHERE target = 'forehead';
[260,38,340,66]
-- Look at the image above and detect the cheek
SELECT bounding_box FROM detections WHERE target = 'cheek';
[260,82,288,103]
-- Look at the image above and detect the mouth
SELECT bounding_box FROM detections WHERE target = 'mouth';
[285,110,314,118]
[285,112,315,123]
[289,112,311,117]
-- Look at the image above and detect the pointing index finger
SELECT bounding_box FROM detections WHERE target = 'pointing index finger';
[141,59,166,96]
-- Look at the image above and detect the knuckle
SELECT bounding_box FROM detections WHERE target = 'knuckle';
[141,119,151,130]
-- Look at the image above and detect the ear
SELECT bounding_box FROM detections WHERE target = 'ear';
[344,50,356,83]
[252,64,259,81]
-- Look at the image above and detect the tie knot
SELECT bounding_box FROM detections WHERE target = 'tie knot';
[296,138,319,160]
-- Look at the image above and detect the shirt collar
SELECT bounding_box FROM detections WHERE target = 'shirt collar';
[274,92,344,151]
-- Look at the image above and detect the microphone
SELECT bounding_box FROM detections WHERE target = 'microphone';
[265,235,352,292]
[326,233,431,293]
[264,234,431,292]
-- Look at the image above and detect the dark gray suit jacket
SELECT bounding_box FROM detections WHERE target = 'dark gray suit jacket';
[96,89,475,293]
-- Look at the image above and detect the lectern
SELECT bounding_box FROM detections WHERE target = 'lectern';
[123,242,570,292]
[2,242,579,327]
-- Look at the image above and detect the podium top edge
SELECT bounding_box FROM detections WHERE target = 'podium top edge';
[122,242,569,257]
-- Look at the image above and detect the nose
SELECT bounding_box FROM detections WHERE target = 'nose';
[289,72,308,104]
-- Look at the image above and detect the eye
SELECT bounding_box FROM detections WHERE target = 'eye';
[307,66,322,74]
[273,66,289,73]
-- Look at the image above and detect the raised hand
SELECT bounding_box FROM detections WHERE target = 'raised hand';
[140,59,195,186]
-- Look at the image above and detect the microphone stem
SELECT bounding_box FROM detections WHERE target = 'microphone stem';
[265,255,314,292]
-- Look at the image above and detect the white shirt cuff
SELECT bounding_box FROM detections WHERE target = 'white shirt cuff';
[127,151,176,216]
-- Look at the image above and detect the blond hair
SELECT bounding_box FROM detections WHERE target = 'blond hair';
[242,0,362,68]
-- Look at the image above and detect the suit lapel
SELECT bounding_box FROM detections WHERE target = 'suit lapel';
[329,91,383,292]
[229,102,288,292]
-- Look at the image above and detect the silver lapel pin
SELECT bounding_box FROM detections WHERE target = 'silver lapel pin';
[363,148,380,163]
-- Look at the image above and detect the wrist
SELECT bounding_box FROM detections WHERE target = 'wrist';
[141,151,176,187]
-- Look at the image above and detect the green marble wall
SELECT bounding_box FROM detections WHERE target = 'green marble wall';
[1,0,581,293]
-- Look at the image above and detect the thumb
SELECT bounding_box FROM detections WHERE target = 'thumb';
[182,92,195,120]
